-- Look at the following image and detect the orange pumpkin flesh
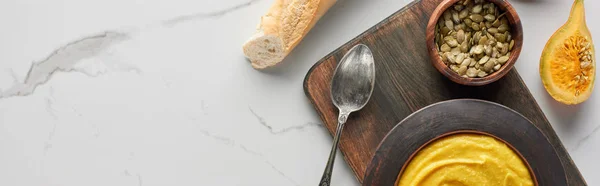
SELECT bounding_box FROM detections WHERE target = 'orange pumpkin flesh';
[540,0,595,105]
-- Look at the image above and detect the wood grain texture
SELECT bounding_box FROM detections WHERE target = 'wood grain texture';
[426,0,523,86]
[362,99,566,186]
[302,0,586,185]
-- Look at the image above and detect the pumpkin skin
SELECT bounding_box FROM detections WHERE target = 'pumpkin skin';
[540,0,595,105]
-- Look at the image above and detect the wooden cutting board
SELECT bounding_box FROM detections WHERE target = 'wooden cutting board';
[302,0,586,185]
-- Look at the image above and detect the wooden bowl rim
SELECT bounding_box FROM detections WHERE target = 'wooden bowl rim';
[426,0,524,86]
[395,130,539,186]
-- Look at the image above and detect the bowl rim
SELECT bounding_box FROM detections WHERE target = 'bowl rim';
[426,0,524,86]
[361,99,567,186]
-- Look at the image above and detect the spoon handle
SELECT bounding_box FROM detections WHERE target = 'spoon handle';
[318,112,349,186]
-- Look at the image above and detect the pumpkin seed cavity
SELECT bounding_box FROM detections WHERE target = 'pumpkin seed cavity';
[549,33,594,96]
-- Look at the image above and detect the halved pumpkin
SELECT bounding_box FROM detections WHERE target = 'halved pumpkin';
[540,0,595,105]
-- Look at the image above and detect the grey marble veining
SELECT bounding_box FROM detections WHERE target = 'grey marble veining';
[0,0,599,185]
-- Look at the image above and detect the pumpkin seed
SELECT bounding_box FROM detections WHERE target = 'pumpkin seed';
[454,4,465,11]
[460,41,469,52]
[457,53,466,64]
[488,57,498,66]
[458,66,468,75]
[464,18,473,26]
[471,22,480,31]
[465,32,472,42]
[472,5,483,14]
[465,27,473,33]
[451,47,462,55]
[461,58,472,66]
[500,17,508,25]
[478,55,490,64]
[441,53,449,63]
[498,56,509,64]
[444,11,452,21]
[447,53,456,64]
[454,24,462,31]
[492,19,501,27]
[451,65,460,72]
[478,35,488,45]
[477,70,488,77]
[482,3,490,9]
[484,45,492,55]
[452,10,461,23]
[496,42,504,49]
[457,30,465,43]
[509,40,514,50]
[487,38,496,46]
[500,45,508,55]
[441,27,451,35]
[484,14,496,22]
[483,59,495,72]
[441,44,451,52]
[485,21,493,28]
[459,9,469,19]
[495,33,506,42]
[494,64,501,71]
[492,47,499,58]
[486,33,495,42]
[473,32,482,44]
[581,61,592,69]
[475,53,484,61]
[444,35,452,42]
[489,5,496,14]
[473,45,484,54]
[470,14,484,22]
[498,24,509,32]
[446,20,454,30]
[487,28,498,34]
[467,68,478,77]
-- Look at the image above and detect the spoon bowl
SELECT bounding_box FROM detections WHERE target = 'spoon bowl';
[331,44,376,113]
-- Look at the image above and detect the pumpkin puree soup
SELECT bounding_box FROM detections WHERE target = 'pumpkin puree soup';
[397,134,534,186]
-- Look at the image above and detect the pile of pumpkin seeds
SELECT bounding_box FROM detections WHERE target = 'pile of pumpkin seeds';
[435,0,515,78]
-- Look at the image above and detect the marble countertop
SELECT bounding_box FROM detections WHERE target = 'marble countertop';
[1,0,599,185]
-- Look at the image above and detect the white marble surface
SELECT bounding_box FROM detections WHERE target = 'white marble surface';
[0,0,599,185]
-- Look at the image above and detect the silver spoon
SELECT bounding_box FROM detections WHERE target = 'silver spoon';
[318,44,375,186]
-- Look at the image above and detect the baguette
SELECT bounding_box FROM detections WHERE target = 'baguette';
[243,0,337,69]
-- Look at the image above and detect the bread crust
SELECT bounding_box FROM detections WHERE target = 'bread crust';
[243,0,337,69]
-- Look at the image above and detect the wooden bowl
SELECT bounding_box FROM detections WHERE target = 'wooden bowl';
[362,99,567,186]
[426,0,523,86]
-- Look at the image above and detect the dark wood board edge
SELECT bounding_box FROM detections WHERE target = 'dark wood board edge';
[509,68,587,185]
